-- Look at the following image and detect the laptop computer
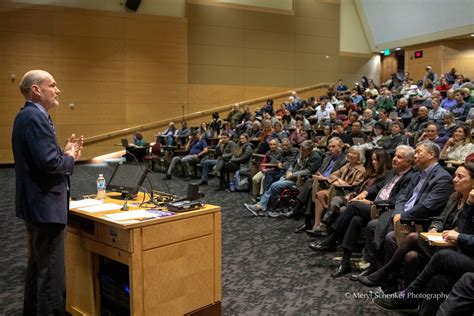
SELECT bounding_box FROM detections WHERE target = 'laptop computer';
[352,137,366,145]
[121,138,129,147]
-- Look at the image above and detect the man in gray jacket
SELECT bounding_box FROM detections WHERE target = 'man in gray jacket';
[198,132,236,186]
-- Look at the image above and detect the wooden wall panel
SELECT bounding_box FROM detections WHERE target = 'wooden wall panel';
[0,4,188,163]
[189,65,245,85]
[189,25,245,47]
[245,68,294,87]
[53,12,125,39]
[244,11,294,33]
[187,4,245,28]
[189,45,245,67]
[245,48,294,69]
[294,17,339,38]
[294,52,338,72]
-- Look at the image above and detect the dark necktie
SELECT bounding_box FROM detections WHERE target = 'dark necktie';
[48,115,55,134]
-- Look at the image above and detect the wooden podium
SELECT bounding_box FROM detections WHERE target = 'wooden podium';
[66,193,221,315]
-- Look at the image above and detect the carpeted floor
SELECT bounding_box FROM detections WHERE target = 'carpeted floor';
[0,163,394,315]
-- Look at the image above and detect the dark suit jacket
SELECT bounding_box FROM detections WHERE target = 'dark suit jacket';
[429,194,462,232]
[12,102,74,224]
[368,169,415,250]
[366,169,415,205]
[319,153,347,175]
[393,163,454,220]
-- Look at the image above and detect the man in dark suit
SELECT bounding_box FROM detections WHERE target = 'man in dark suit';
[288,137,347,230]
[364,140,453,287]
[309,145,415,278]
[12,70,83,315]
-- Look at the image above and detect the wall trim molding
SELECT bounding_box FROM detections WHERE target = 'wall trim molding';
[186,0,295,16]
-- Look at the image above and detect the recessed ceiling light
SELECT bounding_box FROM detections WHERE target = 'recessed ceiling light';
[394,47,402,51]
[380,50,384,54]
[470,34,474,37]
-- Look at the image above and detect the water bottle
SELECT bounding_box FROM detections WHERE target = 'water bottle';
[97,174,106,200]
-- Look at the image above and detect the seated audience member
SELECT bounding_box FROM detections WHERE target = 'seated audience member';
[275,103,290,120]
[382,121,408,156]
[423,65,439,85]
[365,81,379,97]
[437,272,474,316]
[323,148,392,228]
[244,140,322,217]
[160,121,177,146]
[350,88,363,108]
[164,131,208,180]
[401,78,421,100]
[405,106,429,143]
[427,97,446,126]
[217,133,253,191]
[336,79,348,92]
[436,77,451,97]
[220,121,235,139]
[307,146,366,236]
[198,121,212,140]
[377,109,393,132]
[444,68,457,84]
[325,110,339,128]
[359,163,473,295]
[262,138,299,192]
[394,98,413,128]
[247,120,262,139]
[462,86,473,104]
[438,112,457,138]
[209,112,223,136]
[175,121,191,147]
[255,99,274,117]
[417,122,448,149]
[255,119,273,154]
[373,188,473,314]
[271,121,289,141]
[315,125,332,148]
[197,132,236,186]
[343,112,359,131]
[311,146,414,278]
[124,131,147,162]
[226,103,243,126]
[358,122,386,153]
[239,104,252,124]
[376,90,395,113]
[288,120,308,146]
[452,89,471,122]
[440,89,457,110]
[440,125,473,163]
[344,121,367,146]
[133,131,146,147]
[340,96,356,115]
[414,82,434,106]
[365,99,376,115]
[360,109,377,132]
[262,111,278,127]
[288,138,347,224]
[313,97,333,124]
[363,141,454,291]
[252,138,282,199]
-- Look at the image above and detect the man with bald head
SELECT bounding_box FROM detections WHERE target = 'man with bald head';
[12,70,83,315]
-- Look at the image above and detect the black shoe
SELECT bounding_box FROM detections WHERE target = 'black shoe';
[308,241,337,252]
[163,174,172,180]
[350,266,376,281]
[372,293,419,313]
[357,275,382,287]
[331,264,351,278]
[305,226,327,237]
[283,207,302,219]
[197,180,208,186]
[294,223,311,234]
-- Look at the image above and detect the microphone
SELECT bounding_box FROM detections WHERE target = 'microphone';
[121,195,130,211]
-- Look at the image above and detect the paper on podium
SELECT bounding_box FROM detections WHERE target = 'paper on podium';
[78,203,123,213]
[70,199,103,209]
[426,235,444,242]
[104,210,157,221]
